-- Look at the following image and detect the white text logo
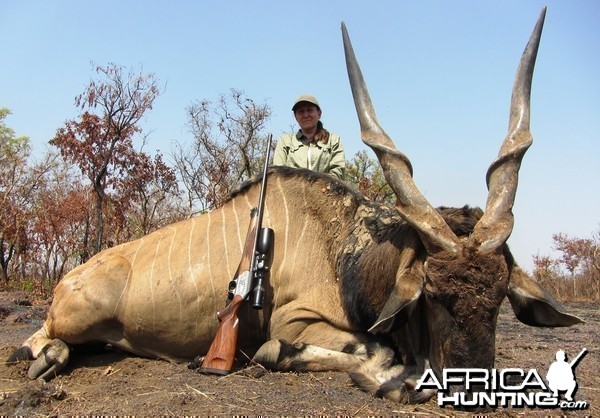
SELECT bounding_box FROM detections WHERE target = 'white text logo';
[416,348,588,410]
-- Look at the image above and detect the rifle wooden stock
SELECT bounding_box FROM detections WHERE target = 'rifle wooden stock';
[198,294,244,374]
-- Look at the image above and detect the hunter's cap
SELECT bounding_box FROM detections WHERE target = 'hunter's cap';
[292,94,320,111]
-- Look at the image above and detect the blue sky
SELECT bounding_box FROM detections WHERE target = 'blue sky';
[1,1,599,272]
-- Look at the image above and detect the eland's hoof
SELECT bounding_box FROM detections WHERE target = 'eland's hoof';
[28,339,70,381]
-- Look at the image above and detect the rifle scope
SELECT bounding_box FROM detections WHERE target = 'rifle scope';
[250,227,274,309]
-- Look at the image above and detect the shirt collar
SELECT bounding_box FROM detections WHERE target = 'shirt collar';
[296,129,320,146]
[295,129,307,140]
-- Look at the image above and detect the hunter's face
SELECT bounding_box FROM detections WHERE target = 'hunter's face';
[294,103,321,132]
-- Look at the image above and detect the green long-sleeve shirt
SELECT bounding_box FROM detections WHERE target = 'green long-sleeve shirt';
[273,131,346,180]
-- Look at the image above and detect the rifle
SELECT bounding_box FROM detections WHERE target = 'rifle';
[569,348,587,368]
[198,134,274,375]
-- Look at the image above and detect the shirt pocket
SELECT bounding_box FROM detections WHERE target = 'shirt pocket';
[287,142,304,155]
[316,143,333,158]
[286,143,307,167]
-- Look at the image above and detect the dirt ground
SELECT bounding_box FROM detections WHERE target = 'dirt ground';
[1,291,597,417]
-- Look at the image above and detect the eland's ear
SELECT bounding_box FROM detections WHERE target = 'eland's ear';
[369,266,423,334]
[507,265,584,327]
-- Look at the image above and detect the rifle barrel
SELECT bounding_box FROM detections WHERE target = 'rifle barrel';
[250,134,272,273]
[569,348,587,368]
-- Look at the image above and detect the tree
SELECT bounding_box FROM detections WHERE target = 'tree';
[50,63,161,257]
[552,233,594,276]
[31,161,93,291]
[533,228,600,300]
[346,150,395,204]
[532,254,561,297]
[0,109,53,283]
[172,89,272,214]
[113,150,179,238]
[552,232,598,298]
